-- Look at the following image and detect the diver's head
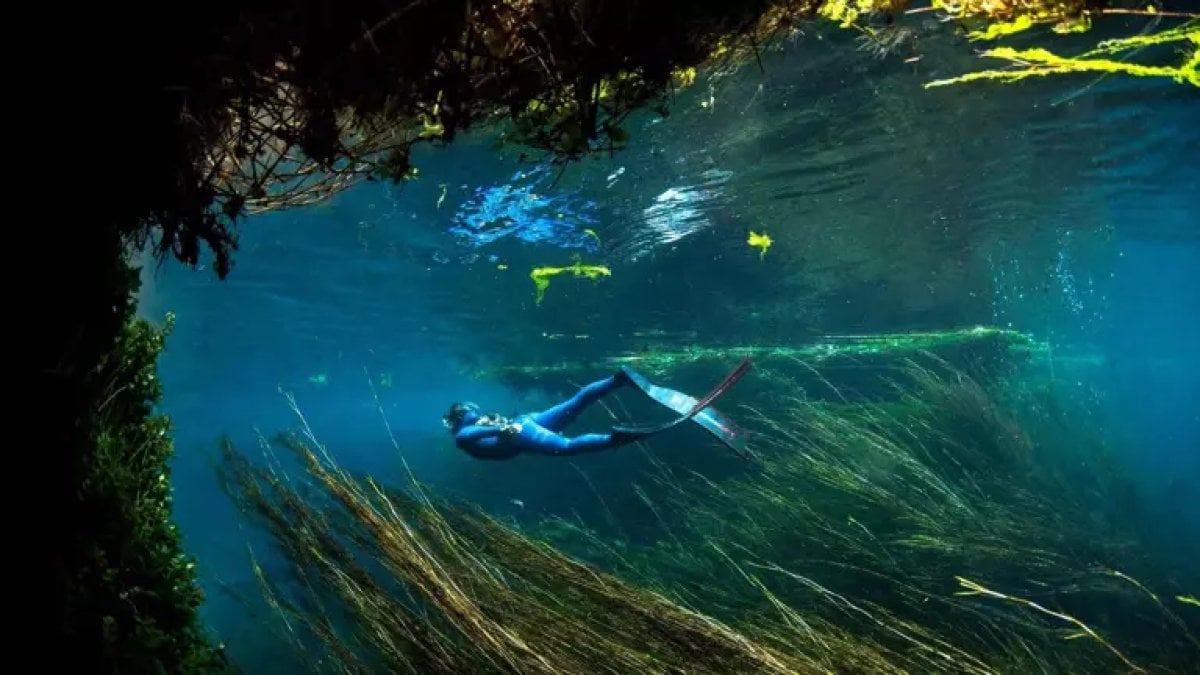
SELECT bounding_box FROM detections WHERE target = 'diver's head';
[442,402,482,432]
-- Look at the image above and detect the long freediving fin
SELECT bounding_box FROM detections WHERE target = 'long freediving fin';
[612,357,754,458]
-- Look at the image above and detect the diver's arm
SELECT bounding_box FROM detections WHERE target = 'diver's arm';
[455,424,506,445]
[456,423,522,460]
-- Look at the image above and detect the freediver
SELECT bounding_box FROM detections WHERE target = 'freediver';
[443,358,754,461]
[443,369,649,461]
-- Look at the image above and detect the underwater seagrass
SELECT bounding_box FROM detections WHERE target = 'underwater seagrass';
[468,326,1047,389]
[218,352,1198,673]
[528,354,1200,672]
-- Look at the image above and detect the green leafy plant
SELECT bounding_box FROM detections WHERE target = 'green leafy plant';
[66,273,225,672]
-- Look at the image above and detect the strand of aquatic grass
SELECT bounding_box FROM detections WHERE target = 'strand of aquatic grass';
[1081,19,1200,57]
[634,483,688,552]
[926,42,1200,89]
[793,557,1061,645]
[1095,567,1200,652]
[745,560,996,675]
[537,515,642,577]
[570,463,630,541]
[704,539,954,674]
[748,398,973,528]
[954,577,1146,673]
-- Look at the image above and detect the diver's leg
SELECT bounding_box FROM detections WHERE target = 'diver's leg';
[555,432,639,455]
[532,373,628,432]
[510,418,592,456]
[518,423,648,457]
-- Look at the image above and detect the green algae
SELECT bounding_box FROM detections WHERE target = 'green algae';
[470,326,1046,382]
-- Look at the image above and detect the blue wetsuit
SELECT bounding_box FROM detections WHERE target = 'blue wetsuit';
[454,374,641,460]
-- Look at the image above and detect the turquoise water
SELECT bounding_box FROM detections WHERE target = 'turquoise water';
[138,15,1198,670]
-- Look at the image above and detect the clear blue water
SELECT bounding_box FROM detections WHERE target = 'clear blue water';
[136,16,1199,668]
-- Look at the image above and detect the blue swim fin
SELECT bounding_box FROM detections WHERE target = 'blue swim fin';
[612,357,753,459]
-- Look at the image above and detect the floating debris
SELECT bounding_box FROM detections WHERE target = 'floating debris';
[530,261,612,305]
[967,15,1035,41]
[747,230,772,260]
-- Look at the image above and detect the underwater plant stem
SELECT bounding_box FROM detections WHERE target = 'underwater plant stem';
[634,484,687,552]
[1098,567,1200,651]
[570,464,630,542]
[926,44,1199,89]
[1097,9,1199,18]
[954,577,1145,673]
[363,364,424,492]
[756,563,995,675]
